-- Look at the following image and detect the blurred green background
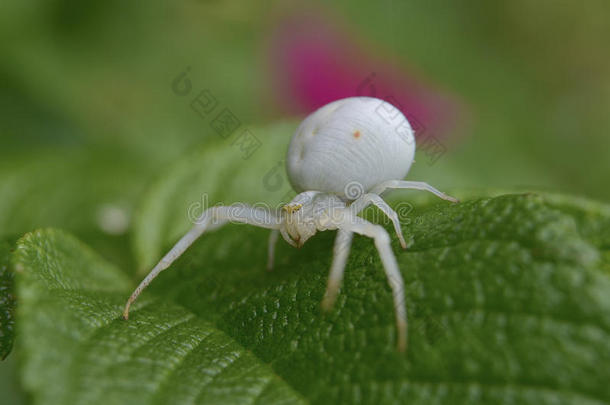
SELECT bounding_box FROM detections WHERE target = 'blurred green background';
[1,1,609,403]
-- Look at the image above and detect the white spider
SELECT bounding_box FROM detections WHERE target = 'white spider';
[122,97,458,351]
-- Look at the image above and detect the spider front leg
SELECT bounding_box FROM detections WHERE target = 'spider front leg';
[370,180,459,203]
[333,215,408,352]
[123,204,281,319]
[349,193,407,249]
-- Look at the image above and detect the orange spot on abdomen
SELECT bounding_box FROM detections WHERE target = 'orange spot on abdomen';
[353,130,361,139]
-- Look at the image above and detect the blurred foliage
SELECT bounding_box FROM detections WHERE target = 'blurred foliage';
[1,0,610,404]
[2,0,610,203]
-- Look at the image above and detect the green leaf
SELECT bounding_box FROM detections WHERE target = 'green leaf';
[14,229,306,405]
[0,241,16,359]
[136,191,610,404]
[13,120,610,403]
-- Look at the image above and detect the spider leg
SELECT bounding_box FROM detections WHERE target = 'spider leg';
[337,215,408,352]
[267,229,280,270]
[350,193,407,249]
[370,180,459,203]
[280,228,298,247]
[321,229,354,311]
[123,204,280,319]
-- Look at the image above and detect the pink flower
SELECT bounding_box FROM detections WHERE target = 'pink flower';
[267,10,463,140]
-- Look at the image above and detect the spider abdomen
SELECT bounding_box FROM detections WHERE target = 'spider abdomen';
[286,97,415,199]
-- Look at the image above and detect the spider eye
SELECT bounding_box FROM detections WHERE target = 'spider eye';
[282,203,303,214]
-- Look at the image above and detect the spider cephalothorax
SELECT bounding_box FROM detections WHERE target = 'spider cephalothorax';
[123,97,458,351]
[280,191,344,247]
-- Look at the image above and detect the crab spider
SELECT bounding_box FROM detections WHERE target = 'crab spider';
[123,97,458,352]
